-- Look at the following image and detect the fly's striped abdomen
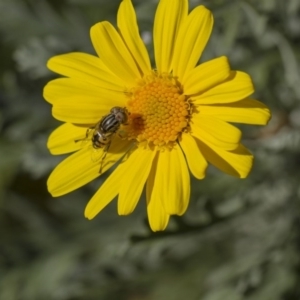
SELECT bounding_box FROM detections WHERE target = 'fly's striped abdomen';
[92,131,111,148]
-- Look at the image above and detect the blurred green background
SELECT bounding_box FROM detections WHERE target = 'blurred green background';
[0,0,299,299]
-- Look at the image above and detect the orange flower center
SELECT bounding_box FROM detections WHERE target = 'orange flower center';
[125,72,190,148]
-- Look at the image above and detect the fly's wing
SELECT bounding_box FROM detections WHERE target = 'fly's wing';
[90,146,105,163]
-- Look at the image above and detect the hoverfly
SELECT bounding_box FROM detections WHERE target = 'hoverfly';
[76,107,129,173]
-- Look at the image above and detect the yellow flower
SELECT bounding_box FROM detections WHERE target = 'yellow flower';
[44,0,271,231]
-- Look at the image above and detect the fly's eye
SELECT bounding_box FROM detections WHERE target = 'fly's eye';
[110,107,122,114]
[110,108,117,114]
[115,113,123,122]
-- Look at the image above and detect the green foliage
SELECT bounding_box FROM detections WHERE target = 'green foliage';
[0,0,300,299]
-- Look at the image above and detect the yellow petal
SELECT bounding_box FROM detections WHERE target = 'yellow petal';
[47,52,124,90]
[172,5,213,80]
[197,140,254,178]
[155,147,190,215]
[48,137,131,197]
[191,115,241,150]
[146,153,170,231]
[179,133,208,179]
[183,56,231,95]
[84,152,132,220]
[90,21,141,86]
[44,78,126,124]
[118,148,156,215]
[47,123,88,155]
[193,71,254,104]
[154,0,188,73]
[117,0,151,75]
[199,98,271,125]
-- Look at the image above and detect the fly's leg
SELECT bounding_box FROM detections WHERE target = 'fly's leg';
[99,140,111,174]
[74,127,92,143]
[118,130,128,140]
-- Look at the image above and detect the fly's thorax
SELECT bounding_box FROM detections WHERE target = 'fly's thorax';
[101,107,129,133]
[100,114,121,133]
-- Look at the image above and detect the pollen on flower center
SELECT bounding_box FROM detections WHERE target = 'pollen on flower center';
[126,72,190,148]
